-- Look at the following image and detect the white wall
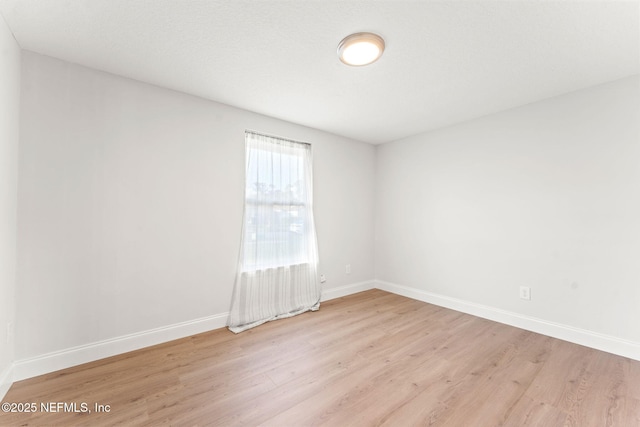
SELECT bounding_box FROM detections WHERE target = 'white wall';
[12,49,639,380]
[0,15,20,397]
[376,76,640,349]
[16,52,375,368]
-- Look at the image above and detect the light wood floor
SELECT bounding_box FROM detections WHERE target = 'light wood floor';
[2,289,639,426]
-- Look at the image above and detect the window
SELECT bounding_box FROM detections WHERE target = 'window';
[240,131,317,272]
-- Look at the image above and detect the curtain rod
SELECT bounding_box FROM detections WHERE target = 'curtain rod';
[245,130,311,147]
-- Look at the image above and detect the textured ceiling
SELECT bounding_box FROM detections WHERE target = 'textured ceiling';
[0,0,638,144]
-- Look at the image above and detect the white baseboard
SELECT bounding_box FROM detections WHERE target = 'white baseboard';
[12,278,636,386]
[321,280,376,302]
[0,363,14,402]
[13,312,229,382]
[375,280,640,362]
[11,280,374,383]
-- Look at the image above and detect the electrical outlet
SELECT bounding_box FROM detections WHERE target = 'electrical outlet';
[345,264,351,274]
[519,286,531,300]
[320,274,326,283]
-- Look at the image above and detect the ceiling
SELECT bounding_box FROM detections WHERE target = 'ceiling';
[0,1,638,144]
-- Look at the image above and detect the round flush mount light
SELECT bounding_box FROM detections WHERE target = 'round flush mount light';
[337,32,385,66]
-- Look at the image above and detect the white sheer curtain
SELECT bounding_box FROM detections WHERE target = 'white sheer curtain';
[228,131,321,333]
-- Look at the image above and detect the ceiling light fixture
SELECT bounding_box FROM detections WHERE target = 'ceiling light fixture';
[337,32,385,66]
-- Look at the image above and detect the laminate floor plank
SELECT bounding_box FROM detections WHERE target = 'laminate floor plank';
[1,290,638,426]
[502,396,568,426]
